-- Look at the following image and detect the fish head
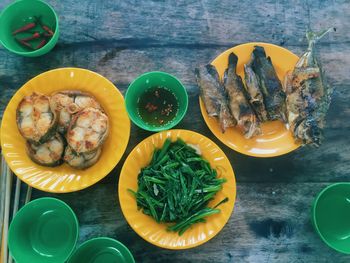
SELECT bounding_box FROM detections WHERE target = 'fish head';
[205,64,221,81]
[228,52,239,70]
[295,118,322,147]
[252,46,267,58]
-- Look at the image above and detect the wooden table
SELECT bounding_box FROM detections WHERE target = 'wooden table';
[1,0,349,262]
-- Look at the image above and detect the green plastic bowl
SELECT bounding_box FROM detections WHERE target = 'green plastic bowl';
[8,197,79,263]
[312,183,350,254]
[67,237,135,263]
[125,71,188,132]
[0,0,59,57]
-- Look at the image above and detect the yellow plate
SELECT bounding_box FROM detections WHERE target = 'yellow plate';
[1,68,130,193]
[118,129,236,249]
[199,42,301,157]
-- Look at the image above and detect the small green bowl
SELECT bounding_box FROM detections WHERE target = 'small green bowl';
[312,183,350,254]
[8,197,79,263]
[67,237,135,263]
[0,0,59,57]
[125,71,188,132]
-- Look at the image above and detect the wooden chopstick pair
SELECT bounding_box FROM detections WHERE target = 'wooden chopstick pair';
[0,156,7,250]
[0,155,32,263]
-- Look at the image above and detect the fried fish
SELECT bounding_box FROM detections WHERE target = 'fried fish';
[195,65,235,132]
[284,28,335,146]
[224,52,260,138]
[251,46,287,122]
[244,57,268,122]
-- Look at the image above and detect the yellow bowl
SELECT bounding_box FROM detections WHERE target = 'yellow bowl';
[199,42,301,157]
[118,129,236,249]
[1,68,130,193]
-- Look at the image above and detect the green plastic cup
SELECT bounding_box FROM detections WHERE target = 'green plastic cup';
[312,183,350,254]
[67,237,135,263]
[125,71,188,132]
[0,0,59,57]
[8,197,79,263]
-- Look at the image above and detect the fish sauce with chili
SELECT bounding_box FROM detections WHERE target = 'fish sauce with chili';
[137,86,179,127]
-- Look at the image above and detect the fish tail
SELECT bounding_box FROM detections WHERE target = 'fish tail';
[306,27,335,49]
[240,115,260,139]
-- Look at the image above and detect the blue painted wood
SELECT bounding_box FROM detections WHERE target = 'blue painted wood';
[1,0,349,262]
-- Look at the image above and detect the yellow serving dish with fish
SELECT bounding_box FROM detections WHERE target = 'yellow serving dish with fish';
[199,42,300,157]
[118,129,236,249]
[1,68,130,193]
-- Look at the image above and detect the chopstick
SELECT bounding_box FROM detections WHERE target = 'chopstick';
[0,156,7,250]
[0,154,32,263]
[7,177,21,263]
[11,177,21,216]
[2,163,12,263]
[25,186,32,204]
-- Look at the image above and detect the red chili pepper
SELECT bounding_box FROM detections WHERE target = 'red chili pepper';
[42,25,54,36]
[35,39,47,49]
[34,16,54,36]
[43,32,53,38]
[19,32,41,42]
[12,22,36,35]
[15,38,33,49]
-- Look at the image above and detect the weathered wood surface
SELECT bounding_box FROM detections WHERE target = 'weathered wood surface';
[1,0,350,262]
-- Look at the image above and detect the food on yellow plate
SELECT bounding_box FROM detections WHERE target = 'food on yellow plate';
[195,65,235,132]
[50,90,102,134]
[284,28,335,146]
[16,92,57,144]
[224,52,260,138]
[128,138,228,236]
[64,145,101,169]
[16,90,109,169]
[196,46,285,138]
[250,46,287,122]
[197,34,334,146]
[26,133,64,167]
[67,107,109,153]
[244,53,268,122]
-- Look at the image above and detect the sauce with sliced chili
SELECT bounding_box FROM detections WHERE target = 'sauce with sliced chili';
[137,86,179,127]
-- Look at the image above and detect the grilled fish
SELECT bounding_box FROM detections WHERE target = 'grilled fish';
[67,107,109,153]
[26,133,65,167]
[244,57,268,122]
[251,46,287,122]
[64,145,102,169]
[50,90,102,134]
[195,65,235,132]
[17,92,57,144]
[284,28,334,146]
[224,52,260,138]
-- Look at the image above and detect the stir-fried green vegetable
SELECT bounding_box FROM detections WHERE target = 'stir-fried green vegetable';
[128,138,228,235]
